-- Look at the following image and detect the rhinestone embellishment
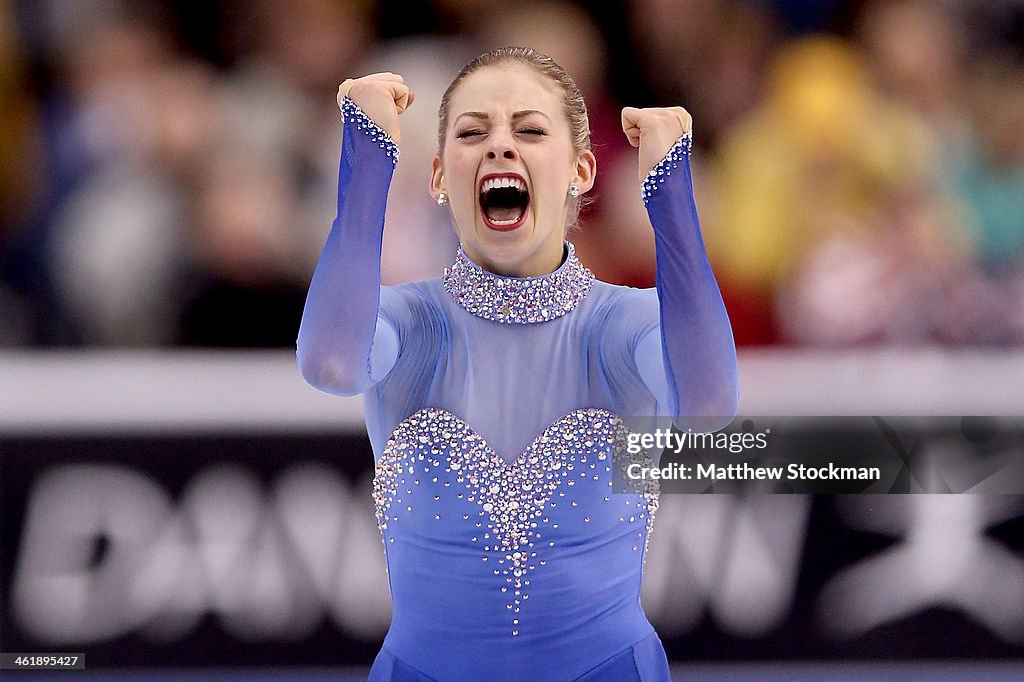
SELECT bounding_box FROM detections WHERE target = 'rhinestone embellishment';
[641,130,693,205]
[372,407,660,636]
[442,242,594,324]
[340,96,399,166]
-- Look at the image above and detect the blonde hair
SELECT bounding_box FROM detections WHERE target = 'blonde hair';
[438,46,593,227]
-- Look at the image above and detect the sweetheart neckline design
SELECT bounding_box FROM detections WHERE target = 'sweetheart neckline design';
[373,407,660,636]
[381,406,622,467]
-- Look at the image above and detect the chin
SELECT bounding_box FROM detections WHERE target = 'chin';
[471,225,534,261]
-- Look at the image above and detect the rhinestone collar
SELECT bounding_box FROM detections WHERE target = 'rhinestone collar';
[442,242,594,324]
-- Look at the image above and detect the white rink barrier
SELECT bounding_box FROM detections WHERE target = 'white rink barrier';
[1,348,1023,433]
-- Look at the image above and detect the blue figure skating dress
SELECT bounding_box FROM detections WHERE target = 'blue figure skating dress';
[297,98,738,681]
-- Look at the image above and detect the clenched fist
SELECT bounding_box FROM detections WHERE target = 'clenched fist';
[338,72,415,144]
[621,106,693,182]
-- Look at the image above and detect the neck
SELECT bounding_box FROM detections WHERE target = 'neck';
[464,243,567,278]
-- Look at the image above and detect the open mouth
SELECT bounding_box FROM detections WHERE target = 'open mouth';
[479,175,530,231]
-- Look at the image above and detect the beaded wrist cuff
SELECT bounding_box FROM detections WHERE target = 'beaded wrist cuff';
[340,96,400,165]
[640,130,693,204]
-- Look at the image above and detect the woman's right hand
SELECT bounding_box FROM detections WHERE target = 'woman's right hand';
[338,73,414,143]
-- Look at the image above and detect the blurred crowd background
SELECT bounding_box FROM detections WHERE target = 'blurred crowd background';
[1,0,1023,349]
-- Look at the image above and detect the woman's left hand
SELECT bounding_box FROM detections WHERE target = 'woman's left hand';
[621,106,693,182]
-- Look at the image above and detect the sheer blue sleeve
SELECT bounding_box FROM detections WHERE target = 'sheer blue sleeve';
[633,132,739,430]
[296,98,401,396]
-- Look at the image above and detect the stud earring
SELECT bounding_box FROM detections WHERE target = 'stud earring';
[437,192,448,206]
[568,184,580,198]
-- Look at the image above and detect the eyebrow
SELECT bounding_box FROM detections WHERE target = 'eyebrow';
[454,110,553,125]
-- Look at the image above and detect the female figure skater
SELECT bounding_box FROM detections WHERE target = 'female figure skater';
[298,47,737,681]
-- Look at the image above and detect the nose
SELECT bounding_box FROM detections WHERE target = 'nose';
[487,147,517,160]
[486,132,518,160]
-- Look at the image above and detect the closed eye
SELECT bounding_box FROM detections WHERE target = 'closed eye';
[518,127,545,136]
[456,129,485,139]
